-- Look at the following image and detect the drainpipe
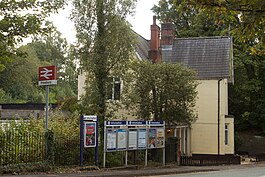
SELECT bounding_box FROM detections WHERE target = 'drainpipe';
[218,79,222,155]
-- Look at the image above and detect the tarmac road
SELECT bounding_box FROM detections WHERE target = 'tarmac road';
[150,166,265,177]
[2,163,265,177]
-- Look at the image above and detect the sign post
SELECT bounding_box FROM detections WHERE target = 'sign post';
[38,65,57,130]
[45,85,49,130]
[80,115,98,167]
[38,66,57,162]
[103,121,165,167]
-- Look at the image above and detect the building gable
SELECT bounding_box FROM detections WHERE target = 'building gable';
[134,17,233,81]
[162,37,233,80]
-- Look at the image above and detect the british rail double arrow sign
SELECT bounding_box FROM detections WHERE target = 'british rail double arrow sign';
[38,66,57,86]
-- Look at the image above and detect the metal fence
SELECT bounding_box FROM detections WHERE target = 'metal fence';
[0,131,45,166]
[255,154,265,162]
[53,135,80,166]
[180,155,241,166]
[0,131,85,170]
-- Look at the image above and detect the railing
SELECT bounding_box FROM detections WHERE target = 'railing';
[180,155,241,166]
[0,131,85,170]
[0,131,45,166]
[255,154,265,162]
[53,135,80,166]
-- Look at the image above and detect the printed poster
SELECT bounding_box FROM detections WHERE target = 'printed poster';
[84,122,96,147]
[156,128,165,148]
[148,128,157,148]
[138,129,146,149]
[128,129,137,150]
[117,129,127,150]
[107,129,117,151]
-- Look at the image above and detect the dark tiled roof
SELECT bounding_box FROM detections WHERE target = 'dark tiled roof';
[134,33,150,60]
[134,34,233,80]
[162,36,233,79]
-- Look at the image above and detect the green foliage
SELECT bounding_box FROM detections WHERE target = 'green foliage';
[192,0,265,57]
[0,110,79,137]
[59,97,79,113]
[0,45,41,102]
[195,0,265,134]
[152,0,228,37]
[105,152,125,167]
[153,0,265,135]
[30,25,78,102]
[0,110,80,170]
[0,88,14,103]
[0,0,66,72]
[229,52,265,134]
[30,22,68,67]
[194,0,265,49]
[0,2,78,104]
[48,110,79,138]
[71,0,137,142]
[123,61,198,125]
[0,24,78,104]
[234,132,243,151]
[0,121,45,167]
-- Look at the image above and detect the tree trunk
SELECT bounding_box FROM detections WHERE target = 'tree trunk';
[96,0,107,144]
[152,87,159,121]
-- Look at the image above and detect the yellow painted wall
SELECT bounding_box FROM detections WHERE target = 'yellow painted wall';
[78,73,235,155]
[191,79,233,155]
[191,124,218,154]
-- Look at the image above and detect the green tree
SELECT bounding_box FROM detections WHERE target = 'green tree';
[152,0,230,37]
[29,24,78,102]
[0,0,66,72]
[123,61,198,125]
[71,0,137,139]
[190,0,265,135]
[153,0,265,134]
[0,25,78,104]
[229,46,265,134]
[0,88,14,103]
[30,22,68,67]
[191,0,265,133]
[192,0,264,56]
[0,45,44,102]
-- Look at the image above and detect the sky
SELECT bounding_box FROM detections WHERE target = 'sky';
[49,0,160,44]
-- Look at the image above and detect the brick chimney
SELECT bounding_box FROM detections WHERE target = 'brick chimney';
[148,16,161,63]
[161,23,174,50]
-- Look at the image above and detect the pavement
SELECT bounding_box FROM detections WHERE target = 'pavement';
[2,162,265,177]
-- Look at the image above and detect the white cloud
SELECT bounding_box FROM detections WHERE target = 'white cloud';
[49,5,76,44]
[49,0,159,44]
[128,0,159,39]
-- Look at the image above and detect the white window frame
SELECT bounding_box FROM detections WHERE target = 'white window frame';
[107,77,121,101]
[225,124,229,145]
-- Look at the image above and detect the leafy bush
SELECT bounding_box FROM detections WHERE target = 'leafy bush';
[0,109,80,172]
[0,89,14,103]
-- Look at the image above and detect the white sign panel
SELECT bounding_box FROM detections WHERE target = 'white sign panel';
[107,129,116,151]
[138,129,146,149]
[128,129,137,150]
[117,129,127,150]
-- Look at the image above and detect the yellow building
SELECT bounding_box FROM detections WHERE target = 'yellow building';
[136,17,234,156]
[78,16,234,157]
